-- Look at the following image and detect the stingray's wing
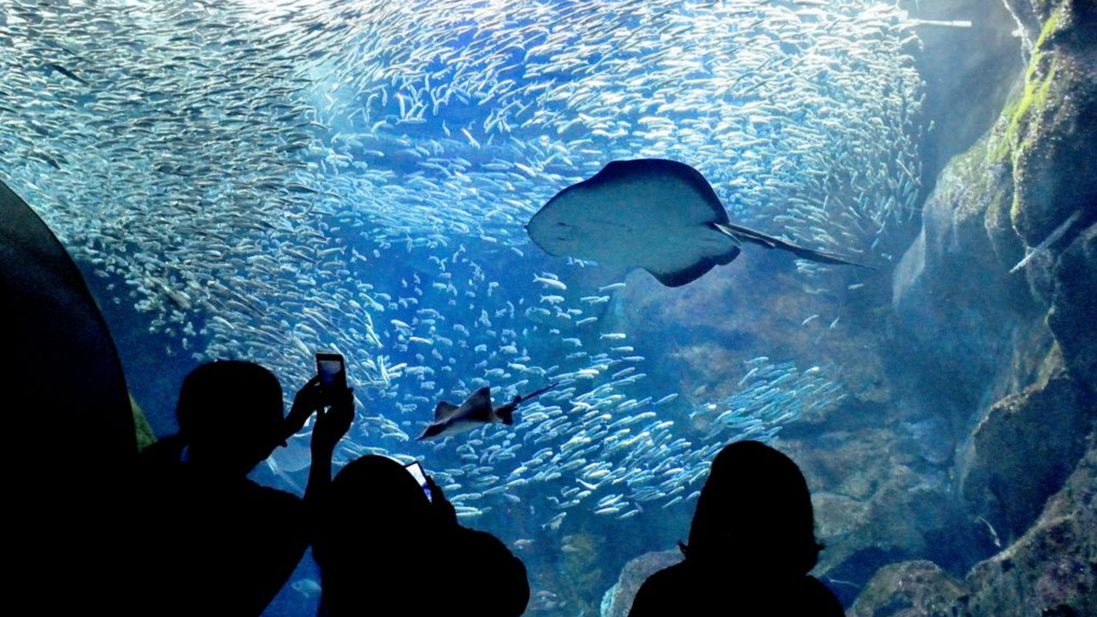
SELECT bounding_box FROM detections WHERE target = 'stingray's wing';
[713,222,873,269]
[432,401,461,422]
[459,387,495,421]
[417,421,448,440]
[645,244,741,287]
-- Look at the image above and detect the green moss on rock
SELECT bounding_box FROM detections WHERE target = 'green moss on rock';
[131,394,156,451]
[1005,1,1097,246]
[996,9,1056,164]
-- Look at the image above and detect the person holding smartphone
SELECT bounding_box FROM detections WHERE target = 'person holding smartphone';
[131,359,354,617]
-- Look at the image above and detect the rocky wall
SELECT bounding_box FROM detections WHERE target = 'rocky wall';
[859,0,1097,612]
[850,431,1095,617]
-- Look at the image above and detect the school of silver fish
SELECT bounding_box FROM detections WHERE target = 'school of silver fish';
[0,0,923,525]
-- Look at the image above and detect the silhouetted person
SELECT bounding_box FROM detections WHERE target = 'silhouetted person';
[313,455,529,617]
[628,440,844,617]
[132,360,352,617]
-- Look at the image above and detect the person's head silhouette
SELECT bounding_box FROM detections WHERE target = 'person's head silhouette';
[628,441,842,617]
[314,455,439,617]
[683,440,822,576]
[176,360,285,474]
[324,455,433,536]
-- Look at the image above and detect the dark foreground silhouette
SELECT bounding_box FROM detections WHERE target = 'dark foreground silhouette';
[4,178,136,611]
[132,361,351,616]
[628,440,844,617]
[314,455,530,617]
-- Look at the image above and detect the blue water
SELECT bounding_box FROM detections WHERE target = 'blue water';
[1,1,931,613]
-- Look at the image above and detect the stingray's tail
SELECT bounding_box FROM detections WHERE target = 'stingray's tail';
[713,222,874,269]
[516,381,560,405]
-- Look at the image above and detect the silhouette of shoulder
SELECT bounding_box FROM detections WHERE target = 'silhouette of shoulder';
[627,557,846,614]
[447,526,530,617]
[629,560,844,617]
[135,460,307,616]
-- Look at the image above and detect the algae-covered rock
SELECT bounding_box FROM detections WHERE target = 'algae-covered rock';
[1048,222,1097,394]
[788,432,951,564]
[847,560,968,617]
[961,371,1094,543]
[131,394,157,451]
[964,430,1097,617]
[600,549,682,617]
[892,126,1046,409]
[998,0,1097,257]
[986,0,1097,301]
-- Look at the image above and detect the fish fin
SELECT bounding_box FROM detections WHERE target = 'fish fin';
[713,222,873,269]
[417,422,445,441]
[466,387,493,411]
[646,245,740,287]
[432,401,460,421]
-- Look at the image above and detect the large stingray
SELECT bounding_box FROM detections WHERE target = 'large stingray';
[417,382,558,441]
[526,158,869,287]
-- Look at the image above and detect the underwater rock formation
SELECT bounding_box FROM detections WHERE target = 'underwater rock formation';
[867,0,1097,612]
[847,560,968,617]
[963,370,1094,543]
[1048,221,1097,395]
[600,549,682,617]
[992,0,1097,259]
[845,431,1096,617]
[894,0,1097,411]
[963,431,1096,617]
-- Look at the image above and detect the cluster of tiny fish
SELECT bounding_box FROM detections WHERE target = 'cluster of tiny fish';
[1,0,916,524]
[259,244,848,523]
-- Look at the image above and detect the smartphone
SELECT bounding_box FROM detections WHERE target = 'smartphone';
[316,352,346,405]
[404,461,433,502]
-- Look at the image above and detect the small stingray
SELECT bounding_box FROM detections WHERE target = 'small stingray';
[417,382,559,441]
[526,158,869,287]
